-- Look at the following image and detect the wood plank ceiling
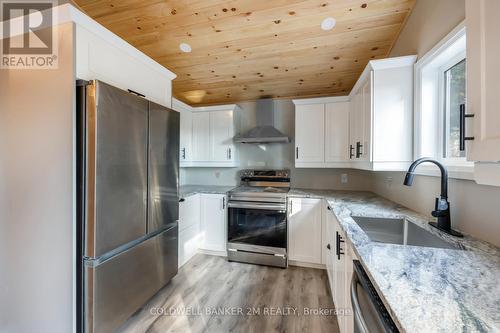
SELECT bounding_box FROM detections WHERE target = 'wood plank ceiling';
[73,0,415,105]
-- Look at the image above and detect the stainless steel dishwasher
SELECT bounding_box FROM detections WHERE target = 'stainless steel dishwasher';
[351,260,400,333]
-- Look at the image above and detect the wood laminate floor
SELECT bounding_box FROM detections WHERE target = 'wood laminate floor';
[120,254,340,333]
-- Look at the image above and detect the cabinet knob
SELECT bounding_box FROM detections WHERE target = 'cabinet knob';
[179,198,185,202]
[327,243,331,250]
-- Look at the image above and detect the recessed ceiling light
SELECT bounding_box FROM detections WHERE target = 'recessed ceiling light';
[179,43,192,53]
[321,17,336,31]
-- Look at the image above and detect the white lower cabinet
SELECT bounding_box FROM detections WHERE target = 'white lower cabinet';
[179,224,202,267]
[199,194,227,252]
[325,203,354,333]
[178,192,227,268]
[288,197,322,264]
[178,194,201,268]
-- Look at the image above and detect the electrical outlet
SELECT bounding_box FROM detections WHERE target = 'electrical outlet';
[341,173,348,184]
[384,176,393,189]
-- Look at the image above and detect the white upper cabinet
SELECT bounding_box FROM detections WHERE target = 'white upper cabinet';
[191,112,211,162]
[73,8,175,107]
[293,97,351,168]
[295,103,325,163]
[173,99,194,163]
[466,0,500,186]
[174,99,239,167]
[349,55,416,171]
[210,110,235,162]
[325,102,350,162]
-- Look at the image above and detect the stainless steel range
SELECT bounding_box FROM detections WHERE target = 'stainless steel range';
[227,169,290,268]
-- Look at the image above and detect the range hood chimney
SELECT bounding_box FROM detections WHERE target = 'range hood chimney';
[234,99,290,144]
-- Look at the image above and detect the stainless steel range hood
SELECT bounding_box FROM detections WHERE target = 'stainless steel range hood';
[234,99,290,144]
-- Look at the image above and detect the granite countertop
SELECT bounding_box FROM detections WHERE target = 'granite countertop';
[290,188,500,333]
[179,185,235,199]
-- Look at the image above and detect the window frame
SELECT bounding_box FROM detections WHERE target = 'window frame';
[438,52,467,163]
[414,21,473,180]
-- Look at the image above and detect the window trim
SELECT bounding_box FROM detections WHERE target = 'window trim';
[414,20,473,180]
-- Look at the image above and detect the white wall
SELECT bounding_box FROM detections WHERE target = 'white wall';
[0,23,75,333]
[390,0,465,58]
[183,99,372,191]
[371,0,500,247]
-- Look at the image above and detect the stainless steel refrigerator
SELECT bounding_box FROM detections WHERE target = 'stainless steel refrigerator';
[76,80,179,333]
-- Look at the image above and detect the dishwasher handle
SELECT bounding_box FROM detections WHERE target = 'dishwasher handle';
[351,260,400,333]
[351,268,370,333]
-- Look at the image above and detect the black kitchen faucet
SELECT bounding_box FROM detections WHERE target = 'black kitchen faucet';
[403,158,463,237]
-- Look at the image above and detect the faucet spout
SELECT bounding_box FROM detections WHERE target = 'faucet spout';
[404,158,448,199]
[403,158,462,237]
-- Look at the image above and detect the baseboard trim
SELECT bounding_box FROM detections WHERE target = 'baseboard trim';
[288,260,326,269]
[198,249,227,257]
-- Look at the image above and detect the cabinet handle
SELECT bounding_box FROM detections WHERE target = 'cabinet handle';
[222,197,226,209]
[228,148,232,160]
[289,200,293,215]
[349,145,355,159]
[336,231,345,260]
[127,89,145,98]
[181,147,186,160]
[296,147,299,159]
[356,141,363,158]
[459,103,474,151]
[327,243,331,250]
[179,198,185,202]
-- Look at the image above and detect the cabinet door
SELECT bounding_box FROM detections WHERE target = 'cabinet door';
[200,194,226,252]
[179,224,201,268]
[295,104,325,163]
[349,94,358,161]
[179,194,200,232]
[344,242,355,333]
[325,102,350,162]
[288,198,322,264]
[361,76,372,161]
[191,112,210,161]
[466,0,500,162]
[324,205,335,293]
[353,88,364,160]
[332,217,347,332]
[179,109,192,161]
[210,110,234,162]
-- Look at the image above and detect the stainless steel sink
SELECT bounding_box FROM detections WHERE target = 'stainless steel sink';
[351,216,458,250]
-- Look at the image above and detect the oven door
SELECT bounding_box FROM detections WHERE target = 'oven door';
[227,201,287,250]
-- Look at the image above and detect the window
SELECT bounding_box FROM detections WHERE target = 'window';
[415,22,472,178]
[442,58,466,159]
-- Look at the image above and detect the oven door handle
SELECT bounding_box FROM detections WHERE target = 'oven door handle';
[227,202,286,211]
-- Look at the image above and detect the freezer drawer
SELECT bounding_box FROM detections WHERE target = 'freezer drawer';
[84,226,178,333]
[148,102,180,234]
